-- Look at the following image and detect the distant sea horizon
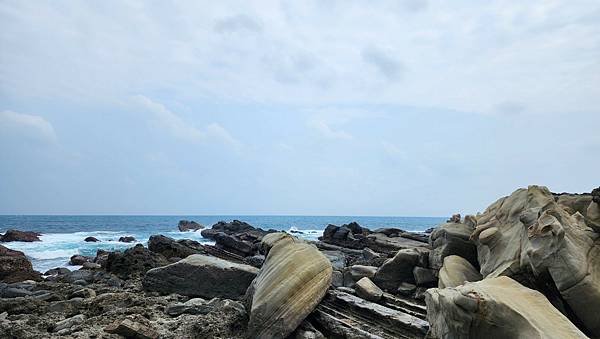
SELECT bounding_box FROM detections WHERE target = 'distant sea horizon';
[0,214,446,273]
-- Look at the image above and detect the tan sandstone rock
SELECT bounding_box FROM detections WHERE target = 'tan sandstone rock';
[246,233,332,339]
[438,255,482,288]
[425,276,588,339]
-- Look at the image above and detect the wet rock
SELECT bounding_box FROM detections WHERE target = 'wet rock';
[147,234,203,259]
[373,248,421,291]
[84,236,100,242]
[143,254,258,299]
[0,230,41,242]
[438,255,482,288]
[425,276,587,339]
[0,244,42,283]
[118,236,136,243]
[104,318,159,339]
[69,254,92,265]
[54,314,86,332]
[105,244,169,279]
[246,233,332,339]
[355,277,383,302]
[178,219,204,232]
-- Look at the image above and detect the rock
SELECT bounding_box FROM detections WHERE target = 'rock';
[212,232,255,256]
[246,233,333,339]
[147,234,203,259]
[81,262,101,269]
[447,213,461,223]
[105,244,169,279]
[291,320,325,339]
[412,266,437,287]
[355,277,383,302]
[349,265,377,281]
[438,255,482,288]
[54,314,86,332]
[205,219,255,234]
[331,270,344,287]
[0,286,32,298]
[244,254,265,268]
[429,221,477,271]
[0,229,41,242]
[104,319,159,339]
[69,287,96,299]
[320,250,347,271]
[365,232,430,253]
[44,267,70,276]
[425,276,587,339]
[320,222,371,249]
[143,254,258,299]
[164,297,239,317]
[397,282,417,296]
[69,254,92,265]
[178,219,204,232]
[0,244,42,283]
[362,247,380,260]
[373,248,422,291]
[118,236,136,243]
[84,236,99,242]
[93,249,110,266]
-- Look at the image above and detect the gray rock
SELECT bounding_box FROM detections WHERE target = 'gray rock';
[104,319,159,339]
[397,282,417,296]
[331,270,343,287]
[54,314,85,332]
[429,222,477,270]
[373,248,421,291]
[0,287,31,298]
[143,254,258,299]
[355,277,383,302]
[349,265,377,281]
[362,247,381,261]
[69,287,96,299]
[147,234,203,259]
[413,267,437,286]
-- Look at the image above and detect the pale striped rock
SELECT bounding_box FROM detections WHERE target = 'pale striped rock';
[246,233,333,339]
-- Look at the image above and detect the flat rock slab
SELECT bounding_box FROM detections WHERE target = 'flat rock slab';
[142,254,258,299]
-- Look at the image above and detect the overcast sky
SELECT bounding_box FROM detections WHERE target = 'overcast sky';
[1,1,599,216]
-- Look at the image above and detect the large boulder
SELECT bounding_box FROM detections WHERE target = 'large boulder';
[355,277,383,302]
[0,245,41,282]
[320,222,370,249]
[0,230,41,242]
[201,220,274,257]
[147,235,203,259]
[143,254,258,299]
[178,220,204,232]
[425,276,587,339]
[373,248,423,291]
[429,221,477,270]
[105,244,169,279]
[438,255,482,288]
[203,220,255,235]
[246,233,332,339]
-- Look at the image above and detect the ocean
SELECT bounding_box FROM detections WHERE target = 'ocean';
[0,215,445,273]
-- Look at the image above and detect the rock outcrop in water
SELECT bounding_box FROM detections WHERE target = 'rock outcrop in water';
[0,245,41,283]
[178,220,204,232]
[0,230,41,242]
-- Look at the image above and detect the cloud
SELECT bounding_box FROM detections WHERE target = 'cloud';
[214,14,262,34]
[307,119,352,140]
[133,95,241,148]
[362,46,404,81]
[0,110,57,143]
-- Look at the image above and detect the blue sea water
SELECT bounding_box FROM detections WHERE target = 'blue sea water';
[0,215,445,273]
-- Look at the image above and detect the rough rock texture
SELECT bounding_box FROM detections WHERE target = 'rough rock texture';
[246,233,332,339]
[373,248,423,291]
[438,255,482,288]
[143,254,258,299]
[425,276,587,339]
[200,220,275,257]
[147,235,203,259]
[69,255,92,265]
[105,244,169,279]
[118,236,136,243]
[429,221,477,270]
[0,245,42,283]
[104,318,159,339]
[0,230,41,242]
[354,277,383,302]
[178,220,204,232]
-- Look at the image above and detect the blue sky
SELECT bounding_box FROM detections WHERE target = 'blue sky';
[1,1,599,216]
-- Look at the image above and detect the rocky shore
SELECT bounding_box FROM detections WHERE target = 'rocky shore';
[0,185,598,338]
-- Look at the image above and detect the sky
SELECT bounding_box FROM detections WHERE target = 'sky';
[1,0,599,216]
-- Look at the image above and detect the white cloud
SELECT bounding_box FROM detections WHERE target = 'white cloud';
[0,110,57,143]
[307,119,352,140]
[133,95,241,148]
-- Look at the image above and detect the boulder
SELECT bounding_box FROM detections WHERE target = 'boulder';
[104,319,159,339]
[204,219,255,235]
[54,314,86,333]
[105,244,169,279]
[425,276,587,339]
[349,265,377,281]
[147,234,203,259]
[373,248,422,291]
[320,222,371,249]
[438,255,482,288]
[178,220,204,232]
[413,266,437,287]
[118,236,136,243]
[212,232,255,256]
[447,213,461,223]
[0,245,42,283]
[246,233,332,339]
[69,254,92,265]
[143,254,258,299]
[429,221,477,270]
[355,277,383,302]
[84,236,99,242]
[0,230,41,242]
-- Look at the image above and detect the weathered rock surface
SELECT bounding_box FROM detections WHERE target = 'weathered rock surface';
[246,233,332,339]
[105,244,169,279]
[200,220,275,257]
[147,234,203,259]
[177,219,204,232]
[438,255,482,288]
[104,318,159,339]
[69,254,92,265]
[0,230,41,242]
[143,254,258,299]
[118,236,136,243]
[0,245,41,283]
[429,221,477,270]
[425,276,587,339]
[373,248,422,291]
[355,277,383,302]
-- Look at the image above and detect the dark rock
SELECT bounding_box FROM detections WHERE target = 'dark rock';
[54,314,86,333]
[118,236,136,243]
[104,319,159,339]
[447,213,461,223]
[69,287,96,299]
[397,282,417,296]
[413,266,437,287]
[81,262,101,270]
[0,229,41,242]
[69,254,92,265]
[93,249,110,267]
[105,244,169,279]
[44,267,71,276]
[373,248,422,291]
[0,244,42,283]
[429,222,478,270]
[362,247,381,261]
[0,286,32,298]
[209,219,255,234]
[243,254,265,268]
[213,232,254,256]
[84,236,100,242]
[143,254,258,299]
[424,227,435,234]
[178,220,204,232]
[320,223,371,249]
[147,234,203,259]
[592,187,600,204]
